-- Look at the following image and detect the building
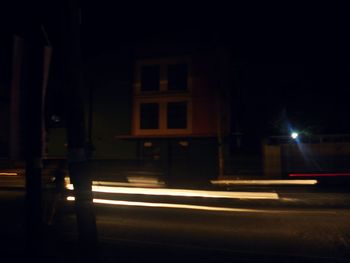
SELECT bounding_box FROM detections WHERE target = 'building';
[46,43,232,185]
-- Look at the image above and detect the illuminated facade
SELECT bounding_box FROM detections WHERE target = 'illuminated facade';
[131,53,227,138]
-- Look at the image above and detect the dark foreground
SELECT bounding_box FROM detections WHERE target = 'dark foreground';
[1,183,350,262]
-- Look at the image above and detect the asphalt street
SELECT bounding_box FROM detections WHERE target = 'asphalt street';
[1,173,350,262]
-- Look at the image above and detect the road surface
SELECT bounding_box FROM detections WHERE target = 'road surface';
[1,176,350,262]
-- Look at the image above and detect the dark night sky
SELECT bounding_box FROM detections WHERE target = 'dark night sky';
[1,2,350,136]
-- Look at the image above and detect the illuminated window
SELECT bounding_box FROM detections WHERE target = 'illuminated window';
[141,65,160,92]
[167,64,188,91]
[167,101,187,129]
[140,103,159,129]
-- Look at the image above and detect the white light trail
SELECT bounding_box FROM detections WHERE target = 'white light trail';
[94,180,165,188]
[64,177,165,188]
[66,197,273,213]
[211,179,318,186]
[66,184,279,200]
[67,196,336,215]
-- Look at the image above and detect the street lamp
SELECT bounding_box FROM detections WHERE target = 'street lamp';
[291,132,299,140]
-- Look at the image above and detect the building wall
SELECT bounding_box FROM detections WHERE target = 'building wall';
[0,97,9,158]
[131,50,225,138]
[262,144,281,178]
[263,142,350,177]
[191,54,219,135]
[128,137,218,185]
[0,40,11,158]
[47,52,138,160]
[89,77,137,159]
[46,48,226,182]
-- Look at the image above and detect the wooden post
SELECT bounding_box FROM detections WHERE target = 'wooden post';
[216,45,230,179]
[23,34,45,262]
[9,35,24,163]
[217,93,225,179]
[61,0,98,260]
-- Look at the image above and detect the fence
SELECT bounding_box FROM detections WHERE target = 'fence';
[263,135,350,178]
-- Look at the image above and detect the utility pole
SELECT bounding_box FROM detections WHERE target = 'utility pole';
[9,35,24,164]
[216,45,231,179]
[61,0,98,260]
[22,26,46,261]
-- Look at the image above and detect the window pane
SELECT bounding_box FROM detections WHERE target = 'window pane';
[141,65,160,92]
[140,103,159,129]
[167,64,188,91]
[167,102,187,129]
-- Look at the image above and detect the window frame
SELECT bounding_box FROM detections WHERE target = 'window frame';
[139,64,161,92]
[166,101,188,129]
[139,102,160,130]
[167,63,189,92]
[132,58,193,136]
[134,58,192,95]
[133,97,192,136]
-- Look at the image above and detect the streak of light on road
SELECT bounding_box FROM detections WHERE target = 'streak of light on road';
[66,183,279,200]
[211,179,318,186]
[66,196,336,214]
[66,196,276,212]
[94,180,165,188]
[0,172,18,176]
[64,177,164,188]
